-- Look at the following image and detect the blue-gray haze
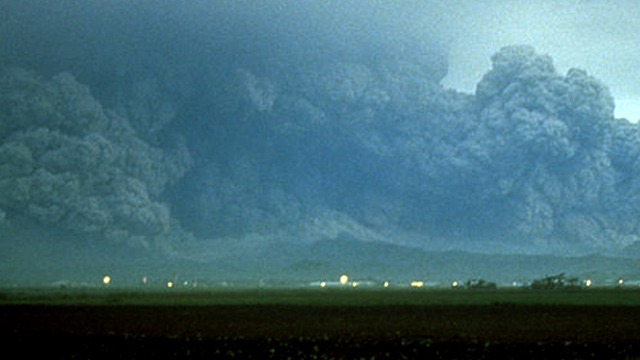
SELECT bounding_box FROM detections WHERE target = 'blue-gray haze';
[1,1,639,285]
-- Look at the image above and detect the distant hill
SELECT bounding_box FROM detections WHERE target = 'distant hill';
[1,223,638,288]
[620,241,640,258]
[252,238,640,284]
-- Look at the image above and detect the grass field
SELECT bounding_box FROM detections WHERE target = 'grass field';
[2,286,640,306]
[2,288,640,359]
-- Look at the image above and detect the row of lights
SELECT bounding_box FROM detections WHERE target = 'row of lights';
[321,276,638,289]
[316,275,479,289]
[102,275,193,288]
[102,274,637,289]
[318,275,422,288]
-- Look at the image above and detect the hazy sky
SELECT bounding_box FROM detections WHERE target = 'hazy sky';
[439,0,640,121]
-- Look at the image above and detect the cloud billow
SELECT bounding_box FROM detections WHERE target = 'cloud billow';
[179,44,640,255]
[0,68,193,250]
[1,0,639,257]
[431,46,634,251]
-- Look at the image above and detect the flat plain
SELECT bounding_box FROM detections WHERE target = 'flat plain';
[2,288,640,359]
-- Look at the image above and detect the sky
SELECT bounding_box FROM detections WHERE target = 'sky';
[439,0,640,122]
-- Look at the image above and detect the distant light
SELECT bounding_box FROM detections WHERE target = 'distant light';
[352,282,358,288]
[618,279,625,286]
[383,281,390,288]
[167,281,174,288]
[410,281,424,288]
[452,281,459,288]
[141,276,148,285]
[340,274,349,285]
[102,275,111,286]
[585,279,593,287]
[320,281,327,288]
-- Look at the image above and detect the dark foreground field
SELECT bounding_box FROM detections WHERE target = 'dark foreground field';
[2,289,640,359]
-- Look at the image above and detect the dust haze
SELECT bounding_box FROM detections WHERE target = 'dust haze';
[1,0,639,285]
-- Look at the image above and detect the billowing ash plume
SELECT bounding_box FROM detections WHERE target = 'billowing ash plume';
[0,68,193,250]
[1,1,640,257]
[447,46,630,251]
[165,44,639,256]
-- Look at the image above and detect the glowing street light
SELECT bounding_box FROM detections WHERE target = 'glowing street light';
[339,274,349,285]
[102,275,111,286]
[584,279,593,287]
[383,281,390,288]
[167,281,174,288]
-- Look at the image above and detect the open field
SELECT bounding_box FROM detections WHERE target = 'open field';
[2,288,640,359]
[3,286,640,306]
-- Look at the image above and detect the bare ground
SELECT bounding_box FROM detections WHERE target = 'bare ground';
[2,304,640,359]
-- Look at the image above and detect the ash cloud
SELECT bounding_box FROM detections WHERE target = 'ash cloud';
[0,68,192,250]
[1,1,639,258]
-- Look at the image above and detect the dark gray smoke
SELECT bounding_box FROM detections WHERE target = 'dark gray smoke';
[0,68,193,250]
[0,1,639,259]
